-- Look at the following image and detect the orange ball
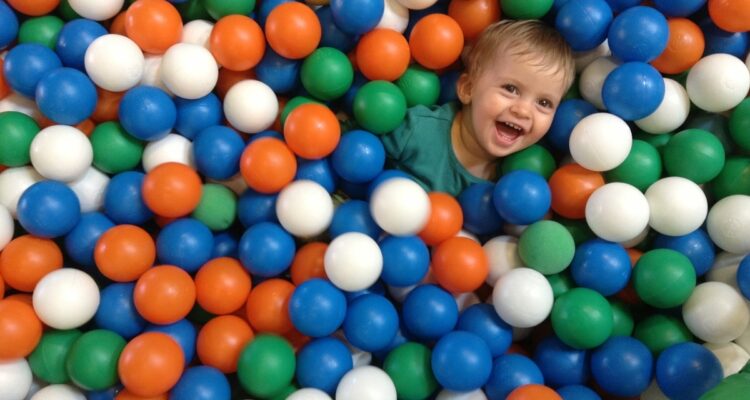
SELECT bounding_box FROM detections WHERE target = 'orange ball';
[240,137,297,194]
[284,103,341,159]
[95,225,156,282]
[115,389,168,400]
[133,265,196,325]
[507,384,562,400]
[0,299,42,360]
[91,87,124,123]
[110,11,128,36]
[215,68,256,100]
[409,13,464,70]
[419,192,464,246]
[356,28,411,81]
[195,257,252,315]
[448,0,501,42]
[0,235,62,292]
[431,236,488,293]
[210,15,266,71]
[118,332,184,397]
[265,2,321,59]
[290,242,328,285]
[125,0,183,54]
[0,274,4,299]
[142,162,203,218]
[196,315,254,373]
[6,0,59,16]
[651,18,705,75]
[245,278,295,334]
[0,59,10,100]
[709,0,750,32]
[548,163,605,219]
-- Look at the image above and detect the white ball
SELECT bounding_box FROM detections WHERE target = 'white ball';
[336,366,397,400]
[377,0,409,33]
[436,389,488,400]
[0,359,32,400]
[68,167,109,213]
[645,177,707,236]
[287,388,332,400]
[704,342,750,377]
[33,268,100,330]
[325,232,383,292]
[0,167,42,216]
[68,0,123,20]
[140,55,172,95]
[574,40,611,73]
[161,43,219,100]
[142,133,195,172]
[585,182,650,243]
[482,235,524,285]
[455,292,481,313]
[223,80,278,134]
[682,281,750,344]
[276,180,334,238]
[0,92,41,120]
[707,195,750,254]
[395,0,438,9]
[736,322,750,355]
[30,384,85,400]
[85,34,145,92]
[30,125,93,182]
[635,78,691,134]
[181,20,214,48]
[370,178,431,236]
[208,173,248,196]
[687,53,750,113]
[569,113,632,171]
[491,267,553,328]
[619,225,650,248]
[578,56,619,109]
[0,204,12,251]
[705,252,743,290]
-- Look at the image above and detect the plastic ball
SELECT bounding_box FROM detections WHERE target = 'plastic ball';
[68,0,123,20]
[55,19,108,70]
[353,80,407,135]
[284,103,340,160]
[118,332,184,397]
[457,303,513,358]
[289,278,346,337]
[356,28,410,82]
[633,248,696,309]
[608,6,668,62]
[635,78,690,134]
[159,43,218,100]
[67,167,109,213]
[194,257,251,315]
[590,336,653,397]
[35,67,96,125]
[287,388,332,400]
[3,44,62,98]
[483,235,523,285]
[95,283,146,339]
[84,34,144,92]
[89,121,143,174]
[501,0,553,18]
[28,384,85,400]
[224,80,278,134]
[633,313,693,356]
[28,329,82,385]
[103,171,153,225]
[330,0,384,35]
[133,265,195,325]
[602,62,665,121]
[237,188,278,227]
[157,218,214,273]
[0,205,11,251]
[656,342,723,399]
[66,329,126,391]
[329,200,381,239]
[383,342,438,399]
[492,268,553,328]
[336,365,397,400]
[493,170,550,225]
[0,1,18,50]
[708,0,750,32]
[300,47,353,100]
[17,180,81,238]
[701,18,748,58]
[29,125,91,183]
[552,287,613,349]
[240,137,297,194]
[370,177,430,236]
[331,129,385,184]
[457,183,503,235]
[431,331,492,392]
[409,13,463,70]
[0,111,39,168]
[402,284,458,340]
[209,15,265,71]
[95,224,155,282]
[706,195,750,254]
[195,315,253,374]
[518,220,576,276]
[396,0,437,9]
[124,0,182,54]
[569,113,631,171]
[343,294,398,352]
[585,182,650,243]
[0,235,62,292]
[324,232,382,291]
[143,135,194,171]
[533,336,589,388]
[296,337,353,394]
[571,239,630,296]
[142,162,203,218]
[664,128,725,184]
[683,281,750,343]
[191,126,242,180]
[171,366,230,400]
[378,0,409,33]
[432,237,488,293]
[275,180,333,238]
[555,0,613,52]
[653,229,715,277]
[239,222,295,277]
[118,85,176,141]
[651,18,704,74]
[645,177,707,236]
[33,268,99,329]
[0,298,42,360]
[265,2,321,59]
[578,56,619,110]
[731,98,750,152]
[687,53,750,113]
[418,192,463,246]
[485,354,544,400]
[396,65,440,108]
[548,163,604,219]
[378,235,429,287]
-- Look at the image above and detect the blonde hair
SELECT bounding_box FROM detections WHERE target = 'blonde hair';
[464,19,576,93]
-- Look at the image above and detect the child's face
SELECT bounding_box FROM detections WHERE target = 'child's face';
[457,48,567,158]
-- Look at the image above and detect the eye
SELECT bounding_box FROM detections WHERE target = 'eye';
[538,98,554,109]
[502,84,518,94]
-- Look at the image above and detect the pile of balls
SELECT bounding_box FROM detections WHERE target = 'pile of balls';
[1,0,750,399]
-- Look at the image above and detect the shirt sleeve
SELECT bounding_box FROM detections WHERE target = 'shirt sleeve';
[381,111,415,164]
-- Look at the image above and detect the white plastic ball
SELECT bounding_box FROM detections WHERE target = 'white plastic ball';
[706,195,750,254]
[482,235,524,285]
[181,20,214,48]
[736,323,750,355]
[140,55,171,95]
[436,389,488,400]
[85,34,145,92]
[0,92,41,120]
[276,180,334,238]
[223,80,278,133]
[68,167,110,213]
[33,268,100,330]
[335,366,397,400]
[287,388,332,400]
[208,173,248,196]
[68,0,123,20]
[706,252,743,290]
[569,113,632,172]
[574,40,611,73]
[635,78,691,134]
[0,167,42,216]
[585,182,650,243]
[578,56,618,109]
[619,225,650,248]
[455,292,481,312]
[30,125,93,182]
[491,267,553,328]
[645,177,708,236]
[0,359,32,400]
[456,229,479,242]
[0,204,12,251]
[377,0,409,33]
[370,177,431,236]
[160,43,219,99]
[682,281,750,344]
[142,133,195,172]
[325,232,383,292]
[687,53,750,113]
[704,342,750,377]
[30,384,85,400]
[396,0,438,9]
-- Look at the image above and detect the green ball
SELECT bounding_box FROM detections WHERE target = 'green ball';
[270,385,297,400]
[177,0,212,21]
[518,220,576,275]
[556,217,595,245]
[396,65,440,107]
[663,129,725,184]
[280,96,323,128]
[683,110,734,153]
[238,334,296,399]
[19,16,64,48]
[188,302,215,325]
[0,111,40,167]
[501,144,556,179]
[633,249,696,309]
[353,80,407,135]
[634,314,693,355]
[28,329,82,384]
[730,98,750,151]
[711,157,750,200]
[546,272,574,299]
[192,183,237,231]
[384,342,439,400]
[301,47,354,101]
[90,122,144,174]
[633,130,672,155]
[610,300,634,337]
[65,329,127,391]
[203,0,255,20]
[501,0,554,19]
[551,288,613,349]
[57,0,82,20]
[605,140,662,192]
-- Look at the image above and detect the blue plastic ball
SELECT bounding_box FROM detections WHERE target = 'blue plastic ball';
[95,283,147,340]
[338,178,370,200]
[546,99,597,152]
[237,188,278,227]
[555,0,613,51]
[402,284,458,341]
[55,19,107,70]
[344,280,388,303]
[342,73,367,115]
[438,69,460,104]
[145,319,197,366]
[211,231,239,259]
[3,43,62,97]
[701,18,749,59]
[432,331,493,392]
[255,48,300,94]
[604,0,641,13]
[65,212,115,267]
[571,239,631,296]
[330,0,384,35]
[343,294,399,352]
[608,6,669,62]
[493,170,551,225]
[331,129,386,183]
[296,337,353,395]
[193,125,244,180]
[36,67,97,125]
[248,129,284,143]
[458,182,503,236]
[171,366,231,400]
[602,62,665,121]
[534,336,589,387]
[652,229,715,277]
[652,0,705,16]
[0,1,18,50]
[289,279,347,337]
[296,158,338,193]
[238,222,295,277]
[17,180,81,238]
[330,199,381,240]
[591,336,653,397]
[456,303,513,358]
[103,171,153,225]
[156,218,214,274]
[118,85,176,141]
[558,385,602,400]
[737,254,750,300]
[316,5,359,53]
[379,235,430,287]
[656,342,723,400]
[174,93,223,140]
[484,354,544,399]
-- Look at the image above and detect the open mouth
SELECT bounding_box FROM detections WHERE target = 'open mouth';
[495,121,525,144]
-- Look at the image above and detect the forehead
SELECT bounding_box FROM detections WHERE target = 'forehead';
[477,48,568,97]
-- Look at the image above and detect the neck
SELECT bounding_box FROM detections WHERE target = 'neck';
[452,109,498,181]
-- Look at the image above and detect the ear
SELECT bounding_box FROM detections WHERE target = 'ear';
[456,73,472,105]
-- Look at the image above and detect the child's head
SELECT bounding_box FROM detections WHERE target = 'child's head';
[456,19,575,159]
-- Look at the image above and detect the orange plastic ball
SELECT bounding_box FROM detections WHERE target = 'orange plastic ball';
[195,257,252,315]
[110,11,129,36]
[356,28,411,81]
[6,0,59,16]
[91,87,124,123]
[133,265,196,325]
[448,0,501,42]
[507,384,562,400]
[284,103,341,159]
[419,192,464,246]
[0,235,62,292]
[95,225,156,282]
[709,0,750,32]
[290,242,328,285]
[125,0,183,54]
[245,278,295,335]
[196,315,254,373]
[431,236,489,293]
[118,332,184,397]
[265,2,322,59]
[142,162,203,218]
[210,15,266,71]
[215,68,256,100]
[651,18,705,75]
[0,299,42,360]
[548,163,605,219]
[0,274,4,299]
[240,137,297,194]
[409,13,465,70]
[0,59,10,100]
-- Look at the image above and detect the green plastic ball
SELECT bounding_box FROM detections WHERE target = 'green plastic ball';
[605,140,662,192]
[633,249,696,309]
[57,0,82,20]
[396,65,440,107]
[683,110,734,153]
[518,220,576,275]
[19,16,64,48]
[730,98,750,151]
[634,314,693,355]
[0,111,40,167]
[28,329,82,384]
[65,329,127,391]
[711,157,750,200]
[501,0,554,19]
[501,144,556,179]
[177,0,212,21]
[384,342,439,400]
[301,47,354,101]
[237,334,296,399]
[551,287,613,349]
[610,300,634,337]
[633,130,672,155]
[546,272,574,299]
[270,385,298,400]
[90,121,144,174]
[556,217,595,245]
[353,80,407,135]
[203,0,255,20]
[664,129,725,184]
[192,183,237,231]
[280,96,323,128]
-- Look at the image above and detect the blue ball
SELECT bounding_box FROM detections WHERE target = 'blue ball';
[656,342,723,400]
[608,6,669,62]
[591,336,653,397]
[55,19,107,70]
[558,385,602,400]
[174,93,223,140]
[546,99,597,152]
[193,125,244,180]
[458,183,503,236]
[316,5,359,53]
[367,169,411,199]
[737,254,750,300]
[157,218,214,273]
[247,129,284,143]
[0,1,18,50]
[331,129,385,183]
[338,178,370,200]
[344,280,387,302]
[95,283,147,340]
[103,171,153,225]
[36,67,97,125]
[571,239,631,296]
[212,231,239,259]
[402,284,458,341]
[438,69,461,104]
[289,279,347,337]
[3,44,62,97]
[493,170,551,225]
[118,85,176,141]
[17,180,80,238]
[457,303,513,358]
[330,199,381,240]
[237,188,278,227]
[701,18,749,59]
[342,73,367,115]
[484,354,544,400]
[65,212,115,267]
[343,294,399,352]
[432,331,493,392]
[652,0,705,16]
[653,229,715,276]
[604,0,641,13]
[556,0,613,51]
[602,62,665,121]
[296,337,353,395]
[238,222,295,277]
[296,158,338,193]
[330,0,384,35]
[86,386,120,400]
[379,235,430,287]
[145,319,197,366]
[255,48,300,94]
[171,366,231,400]
[534,336,589,387]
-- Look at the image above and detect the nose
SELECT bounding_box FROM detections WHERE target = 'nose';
[510,100,532,119]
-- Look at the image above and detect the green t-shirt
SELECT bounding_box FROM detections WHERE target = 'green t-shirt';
[382,102,491,197]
